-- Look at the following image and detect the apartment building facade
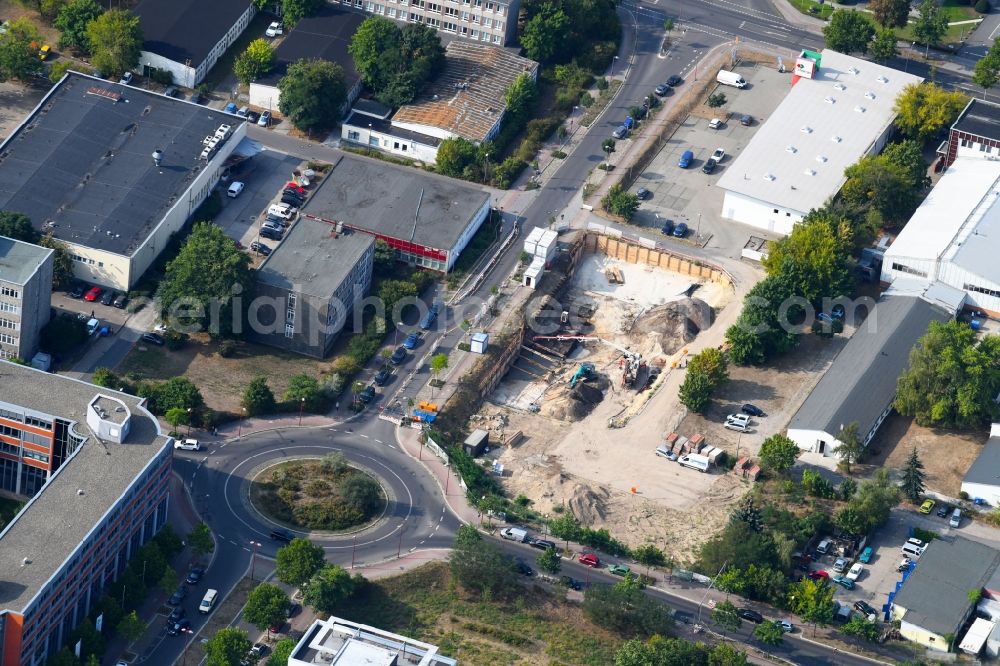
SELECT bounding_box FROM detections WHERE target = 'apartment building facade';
[0,237,53,363]
[333,0,519,46]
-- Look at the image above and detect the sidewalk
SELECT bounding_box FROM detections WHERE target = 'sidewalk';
[395,425,480,525]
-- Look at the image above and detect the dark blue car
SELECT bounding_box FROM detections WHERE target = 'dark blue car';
[673,222,689,238]
[403,332,419,349]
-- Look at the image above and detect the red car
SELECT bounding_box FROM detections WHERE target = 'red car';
[578,553,599,568]
[807,569,829,581]
[83,286,103,302]
[284,182,305,194]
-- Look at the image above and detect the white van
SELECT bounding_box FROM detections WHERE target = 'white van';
[717,70,748,88]
[950,508,962,528]
[678,454,709,472]
[901,543,924,559]
[500,527,529,542]
[199,589,218,614]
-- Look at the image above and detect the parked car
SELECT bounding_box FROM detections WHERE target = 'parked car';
[167,618,191,636]
[285,603,300,618]
[83,286,103,302]
[266,21,283,37]
[832,558,848,573]
[227,181,245,198]
[186,567,204,584]
[608,564,630,576]
[832,575,855,590]
[174,439,200,451]
[737,608,764,624]
[701,158,718,174]
[919,499,935,514]
[223,102,238,114]
[807,569,829,580]
[270,527,294,542]
[846,563,863,581]
[258,111,272,127]
[167,586,187,606]
[659,219,675,235]
[740,114,753,126]
[897,557,913,572]
[39,44,50,60]
[514,559,534,576]
[741,403,765,417]
[578,553,600,567]
[654,83,671,96]
[390,346,407,365]
[612,125,628,139]
[118,72,133,85]
[708,118,724,129]
[778,620,794,633]
[666,74,683,87]
[374,367,392,386]
[673,222,688,238]
[711,147,726,162]
[678,150,694,168]
[260,227,283,241]
[655,445,677,461]
[70,282,86,298]
[247,111,260,124]
[236,106,249,118]
[854,600,877,617]
[560,576,583,590]
[164,86,179,98]
[403,332,419,349]
[141,332,165,346]
[529,538,556,550]
[858,546,873,563]
[189,91,205,105]
[724,421,751,433]
[249,241,271,256]
[113,293,128,309]
[168,606,185,623]
[101,290,116,306]
[937,503,950,518]
[636,186,651,200]
[358,385,376,404]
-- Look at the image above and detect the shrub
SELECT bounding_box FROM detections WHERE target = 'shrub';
[150,68,173,85]
[493,157,526,190]
[976,0,990,11]
[218,340,236,357]
[580,92,594,107]
[330,356,361,377]
[707,93,727,108]
[959,490,970,500]
[596,76,609,90]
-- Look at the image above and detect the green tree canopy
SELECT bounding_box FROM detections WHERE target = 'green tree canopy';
[276,537,326,587]
[787,578,834,630]
[116,610,145,642]
[156,222,252,335]
[901,447,926,503]
[725,272,801,365]
[234,38,275,85]
[841,147,925,225]
[893,83,968,141]
[38,234,74,289]
[758,434,799,474]
[835,422,864,473]
[267,638,298,666]
[0,18,44,81]
[600,184,640,220]
[242,376,276,416]
[536,546,562,574]
[729,494,763,533]
[521,3,571,62]
[913,0,948,47]
[283,373,322,410]
[348,18,444,107]
[895,320,1000,427]
[55,0,102,53]
[278,59,347,134]
[697,521,778,573]
[188,521,214,555]
[86,9,142,78]
[708,642,749,666]
[435,137,479,179]
[244,583,289,633]
[282,0,324,26]
[762,215,854,305]
[205,627,252,666]
[450,524,517,595]
[823,10,875,54]
[146,377,204,415]
[504,72,538,125]
[869,27,898,62]
[678,369,714,413]
[754,620,785,646]
[303,564,359,614]
[0,211,38,243]
[711,600,742,632]
[869,0,910,27]
[974,41,1000,90]
[583,582,674,635]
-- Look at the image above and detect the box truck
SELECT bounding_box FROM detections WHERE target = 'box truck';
[717,70,747,88]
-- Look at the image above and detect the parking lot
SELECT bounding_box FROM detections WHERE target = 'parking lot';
[627,62,792,255]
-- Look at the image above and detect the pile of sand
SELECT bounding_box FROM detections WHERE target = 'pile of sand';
[543,373,609,421]
[630,298,714,356]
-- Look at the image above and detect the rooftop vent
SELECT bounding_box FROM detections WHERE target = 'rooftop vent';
[763,173,776,181]
[831,135,842,143]
[876,75,888,84]
[854,105,866,113]
[785,145,797,154]
[152,149,163,166]
[834,83,846,91]
[824,96,836,104]
[800,126,813,134]
[21,558,30,566]
[816,155,828,163]
[848,67,860,75]
[804,169,816,176]
[77,489,85,496]
[865,91,876,100]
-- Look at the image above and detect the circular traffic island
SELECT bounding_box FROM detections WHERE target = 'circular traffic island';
[251,453,387,532]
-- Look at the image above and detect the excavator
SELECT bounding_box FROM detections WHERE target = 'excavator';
[532,335,644,388]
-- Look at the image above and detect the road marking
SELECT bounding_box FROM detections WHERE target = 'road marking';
[434,524,440,532]
[360,434,369,439]
[375,439,383,444]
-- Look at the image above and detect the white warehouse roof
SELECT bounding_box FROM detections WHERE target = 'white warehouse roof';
[717,50,922,215]
[885,158,1000,284]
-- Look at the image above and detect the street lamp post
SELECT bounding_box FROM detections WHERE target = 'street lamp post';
[394,321,404,347]
[238,407,246,438]
[351,534,358,569]
[611,55,619,78]
[249,540,261,580]
[696,213,702,238]
[483,153,490,184]
[397,523,405,558]
[186,407,192,436]
[298,397,305,426]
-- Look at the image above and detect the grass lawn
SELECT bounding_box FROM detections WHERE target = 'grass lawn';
[786,0,834,19]
[452,215,502,276]
[939,0,980,22]
[338,562,624,666]
[117,333,332,416]
[896,21,975,47]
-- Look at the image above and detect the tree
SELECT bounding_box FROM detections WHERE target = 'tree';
[47,647,78,666]
[156,222,252,335]
[708,643,749,666]
[188,521,214,556]
[48,59,75,83]
[869,27,899,62]
[974,42,1000,91]
[841,152,923,225]
[38,233,74,289]
[869,0,909,28]
[436,137,479,178]
[339,474,382,515]
[450,525,516,595]
[678,371,713,413]
[763,212,853,305]
[303,564,357,614]
[0,18,44,81]
[349,18,443,106]
[725,272,801,365]
[349,17,402,92]
[729,494,763,532]
[583,583,674,635]
[848,468,900,533]
[758,434,799,474]
[600,184,640,220]
[234,38,275,85]
[698,521,779,573]
[86,9,142,78]
[430,353,449,380]
[823,10,875,54]
[148,377,204,415]
[895,321,1000,427]
[373,238,396,275]
[55,0,102,53]
[0,211,38,243]
[678,348,728,413]
[278,59,347,134]
[242,376,276,416]
[116,610,145,642]
[521,2,571,62]
[267,638,297,666]
[901,447,926,503]
[276,537,326,587]
[536,546,562,574]
[282,0,324,26]
[913,0,948,48]
[164,406,189,433]
[836,422,864,473]
[159,567,178,596]
[205,627,251,666]
[283,373,322,411]
[893,83,968,141]
[632,544,667,571]
[834,505,867,535]
[712,600,742,632]
[787,578,834,633]
[504,73,537,126]
[244,583,290,634]
[754,620,785,646]
[841,615,881,642]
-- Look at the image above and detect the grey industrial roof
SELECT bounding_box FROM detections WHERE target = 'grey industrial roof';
[301,155,490,252]
[256,218,373,298]
[136,0,251,67]
[952,98,1000,139]
[255,5,362,89]
[952,191,1000,285]
[0,71,242,257]
[894,537,1000,636]
[343,112,442,147]
[351,99,392,120]
[964,436,1000,488]
[0,236,52,286]
[788,293,951,437]
[0,362,170,613]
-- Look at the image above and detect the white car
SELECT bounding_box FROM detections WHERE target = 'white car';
[777,620,794,633]
[227,181,245,198]
[174,439,200,451]
[267,203,294,219]
[711,147,725,162]
[708,118,723,129]
[265,21,283,37]
[846,562,863,581]
[119,72,133,85]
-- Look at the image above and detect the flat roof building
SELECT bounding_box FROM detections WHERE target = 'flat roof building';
[0,236,53,362]
[135,0,256,88]
[892,537,1000,651]
[0,71,247,291]
[248,5,365,115]
[0,362,173,666]
[961,424,1000,505]
[290,616,456,666]
[945,98,1000,168]
[249,218,374,358]
[717,50,922,235]
[329,0,519,45]
[300,154,491,273]
[882,158,1000,316]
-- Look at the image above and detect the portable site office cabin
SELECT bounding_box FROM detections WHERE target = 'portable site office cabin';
[464,429,489,457]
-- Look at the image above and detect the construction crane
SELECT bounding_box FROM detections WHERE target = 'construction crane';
[532,335,644,388]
